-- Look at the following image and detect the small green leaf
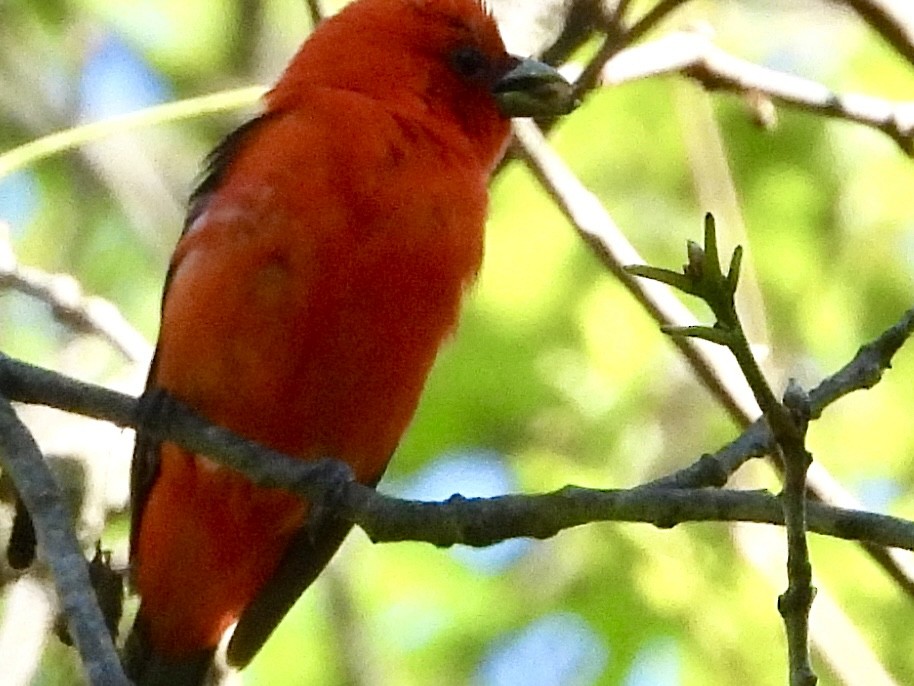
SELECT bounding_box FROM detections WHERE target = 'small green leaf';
[727,245,744,294]
[661,324,733,347]
[685,240,704,280]
[624,264,697,294]
[703,213,721,278]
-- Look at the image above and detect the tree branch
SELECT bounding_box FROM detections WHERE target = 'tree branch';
[511,117,914,597]
[1,291,913,681]
[305,0,325,27]
[511,119,760,425]
[646,304,914,491]
[574,0,691,98]
[834,0,914,69]
[629,214,822,683]
[778,382,817,686]
[601,30,914,155]
[0,294,912,549]
[0,223,152,365]
[2,352,914,551]
[0,394,127,685]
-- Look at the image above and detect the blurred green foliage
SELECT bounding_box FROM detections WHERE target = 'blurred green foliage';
[1,0,914,685]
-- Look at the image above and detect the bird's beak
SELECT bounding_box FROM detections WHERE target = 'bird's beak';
[492,56,579,118]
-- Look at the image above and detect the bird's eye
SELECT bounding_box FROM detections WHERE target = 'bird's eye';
[450,46,490,80]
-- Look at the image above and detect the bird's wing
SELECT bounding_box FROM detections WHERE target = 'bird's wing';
[129,113,276,563]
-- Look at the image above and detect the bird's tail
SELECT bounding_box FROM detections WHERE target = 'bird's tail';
[123,610,231,686]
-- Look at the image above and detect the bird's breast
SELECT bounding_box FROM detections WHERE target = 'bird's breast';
[155,106,488,478]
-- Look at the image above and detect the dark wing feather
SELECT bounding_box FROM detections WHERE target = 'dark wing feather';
[129,113,274,563]
[226,475,383,668]
[185,114,275,231]
[129,395,164,561]
[226,517,354,667]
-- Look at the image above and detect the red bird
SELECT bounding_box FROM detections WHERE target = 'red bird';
[125,0,574,682]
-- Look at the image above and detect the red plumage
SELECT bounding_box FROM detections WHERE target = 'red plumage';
[125,1,573,683]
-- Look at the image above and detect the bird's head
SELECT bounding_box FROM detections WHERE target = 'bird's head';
[269,0,576,166]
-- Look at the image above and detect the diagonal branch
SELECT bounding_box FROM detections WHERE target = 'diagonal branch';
[573,0,691,98]
[834,0,914,69]
[511,119,759,425]
[0,223,152,365]
[601,30,914,155]
[511,119,914,598]
[0,394,127,685]
[0,87,266,182]
[305,0,325,27]
[646,305,914,490]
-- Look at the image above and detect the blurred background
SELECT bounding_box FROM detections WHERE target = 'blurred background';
[1,0,914,684]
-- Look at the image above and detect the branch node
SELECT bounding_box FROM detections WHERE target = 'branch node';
[783,378,811,439]
[695,452,731,488]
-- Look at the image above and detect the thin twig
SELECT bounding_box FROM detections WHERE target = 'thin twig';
[647,305,914,490]
[834,0,914,69]
[511,119,759,424]
[573,0,691,98]
[643,215,818,683]
[629,216,820,683]
[0,224,152,365]
[0,394,127,686]
[0,87,266,181]
[810,306,914,414]
[601,31,914,155]
[513,120,914,598]
[778,383,817,686]
[305,0,325,27]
